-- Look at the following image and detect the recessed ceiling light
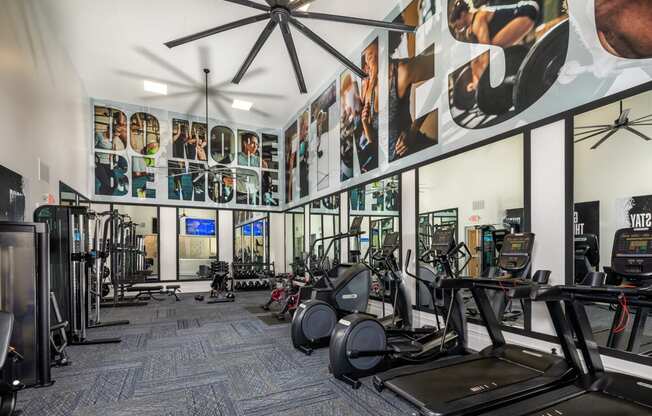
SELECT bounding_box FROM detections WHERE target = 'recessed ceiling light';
[143,80,168,95]
[232,99,253,111]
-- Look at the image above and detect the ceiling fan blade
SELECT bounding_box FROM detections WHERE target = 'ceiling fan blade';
[263,0,277,5]
[187,95,204,115]
[115,70,192,89]
[574,128,613,144]
[233,19,278,84]
[591,129,618,150]
[291,10,415,33]
[289,0,318,10]
[223,0,270,12]
[138,90,199,101]
[574,126,612,137]
[574,124,612,130]
[279,21,307,94]
[624,126,652,141]
[165,13,270,48]
[289,17,367,79]
[218,90,285,99]
[209,96,230,120]
[630,113,652,123]
[134,47,197,85]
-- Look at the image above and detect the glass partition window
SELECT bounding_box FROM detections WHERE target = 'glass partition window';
[178,208,217,280]
[234,211,269,265]
[573,90,652,357]
[113,204,159,278]
[417,135,525,328]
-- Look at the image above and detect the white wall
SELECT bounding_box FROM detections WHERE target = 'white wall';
[0,0,90,215]
[574,90,652,264]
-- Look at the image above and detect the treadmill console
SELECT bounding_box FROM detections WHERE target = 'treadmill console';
[497,233,535,273]
[431,226,455,254]
[382,232,400,257]
[612,228,652,281]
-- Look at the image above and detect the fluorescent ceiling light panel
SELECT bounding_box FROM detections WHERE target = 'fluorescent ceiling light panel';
[143,80,168,95]
[232,99,253,111]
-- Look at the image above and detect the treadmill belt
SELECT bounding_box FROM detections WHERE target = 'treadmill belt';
[389,357,540,404]
[526,392,652,416]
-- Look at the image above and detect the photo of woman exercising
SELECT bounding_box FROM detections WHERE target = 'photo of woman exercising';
[388,0,437,162]
[449,0,540,93]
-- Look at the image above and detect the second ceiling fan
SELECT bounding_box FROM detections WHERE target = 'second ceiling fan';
[165,0,415,93]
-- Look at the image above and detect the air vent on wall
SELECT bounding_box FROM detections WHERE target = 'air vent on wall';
[38,159,50,184]
[472,200,485,211]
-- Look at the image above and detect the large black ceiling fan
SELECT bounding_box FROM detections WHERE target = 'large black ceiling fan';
[574,101,652,150]
[164,0,415,93]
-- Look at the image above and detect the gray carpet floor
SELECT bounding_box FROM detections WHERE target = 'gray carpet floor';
[17,292,415,416]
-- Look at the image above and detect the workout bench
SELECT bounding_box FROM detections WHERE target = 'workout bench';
[126,285,181,301]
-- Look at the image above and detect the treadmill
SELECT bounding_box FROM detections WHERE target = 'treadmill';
[373,233,578,416]
[483,228,652,415]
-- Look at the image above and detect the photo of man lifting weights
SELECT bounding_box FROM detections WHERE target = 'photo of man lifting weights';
[450,0,540,94]
[448,0,569,129]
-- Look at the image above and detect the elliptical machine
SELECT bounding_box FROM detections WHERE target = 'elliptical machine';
[290,217,369,355]
[329,226,469,388]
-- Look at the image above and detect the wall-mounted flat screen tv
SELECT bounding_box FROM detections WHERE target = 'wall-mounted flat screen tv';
[186,218,216,236]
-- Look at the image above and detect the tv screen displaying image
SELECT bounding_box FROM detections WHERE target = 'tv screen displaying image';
[253,221,264,237]
[185,218,216,236]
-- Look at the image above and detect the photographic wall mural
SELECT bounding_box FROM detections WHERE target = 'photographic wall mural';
[92,99,282,210]
[283,0,652,210]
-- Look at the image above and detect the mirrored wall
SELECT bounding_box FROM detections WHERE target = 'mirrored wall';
[89,203,159,280]
[573,88,652,358]
[177,208,217,280]
[309,195,341,266]
[349,176,401,300]
[285,205,306,273]
[418,135,526,328]
[234,211,269,265]
[348,176,401,263]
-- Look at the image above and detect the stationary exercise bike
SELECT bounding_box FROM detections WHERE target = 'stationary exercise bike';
[290,217,369,355]
[262,273,302,320]
[329,227,470,389]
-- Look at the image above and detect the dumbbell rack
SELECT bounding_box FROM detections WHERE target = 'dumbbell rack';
[231,262,275,292]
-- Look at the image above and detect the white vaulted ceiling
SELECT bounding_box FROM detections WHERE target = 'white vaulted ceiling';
[42,0,399,128]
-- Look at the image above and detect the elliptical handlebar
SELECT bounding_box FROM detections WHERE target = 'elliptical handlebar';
[404,249,437,289]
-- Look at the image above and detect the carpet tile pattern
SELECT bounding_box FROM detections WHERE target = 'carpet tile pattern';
[16,292,415,415]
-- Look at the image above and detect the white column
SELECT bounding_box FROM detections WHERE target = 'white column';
[401,170,417,307]
[530,120,567,335]
[218,210,233,263]
[340,191,349,260]
[159,207,177,281]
